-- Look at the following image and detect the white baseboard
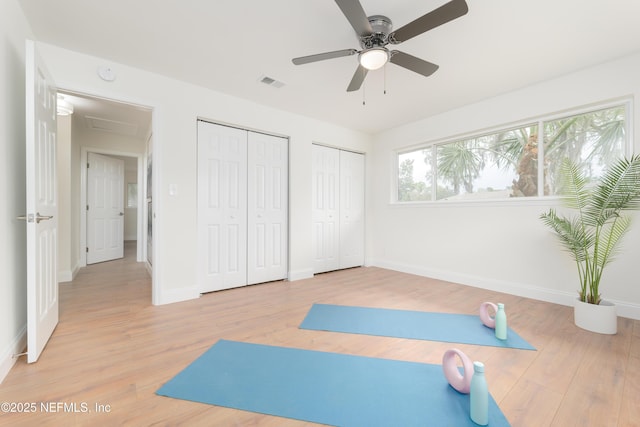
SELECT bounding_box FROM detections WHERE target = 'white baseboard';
[154,286,200,306]
[606,298,640,320]
[372,260,640,320]
[58,261,81,283]
[72,262,81,280]
[0,326,27,384]
[288,268,314,282]
[58,269,73,283]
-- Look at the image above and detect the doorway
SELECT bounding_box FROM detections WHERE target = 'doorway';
[56,91,153,295]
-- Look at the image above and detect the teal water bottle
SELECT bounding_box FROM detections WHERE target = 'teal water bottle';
[470,361,489,425]
[495,303,507,340]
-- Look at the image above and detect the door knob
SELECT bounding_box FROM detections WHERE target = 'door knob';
[35,213,53,223]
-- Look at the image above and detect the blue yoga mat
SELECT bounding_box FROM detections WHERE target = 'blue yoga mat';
[157,339,511,427]
[300,304,535,351]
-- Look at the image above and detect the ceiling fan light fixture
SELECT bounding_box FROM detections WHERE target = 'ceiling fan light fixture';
[291,0,469,92]
[359,48,388,70]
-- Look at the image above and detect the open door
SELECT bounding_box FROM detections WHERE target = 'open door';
[23,40,59,363]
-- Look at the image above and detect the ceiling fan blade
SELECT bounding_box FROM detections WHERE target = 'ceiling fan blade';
[389,0,468,44]
[334,0,373,37]
[389,51,439,77]
[347,65,368,92]
[292,49,358,65]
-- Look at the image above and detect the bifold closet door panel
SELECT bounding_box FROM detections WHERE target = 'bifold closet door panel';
[339,150,365,269]
[197,121,248,293]
[312,145,340,274]
[247,132,289,285]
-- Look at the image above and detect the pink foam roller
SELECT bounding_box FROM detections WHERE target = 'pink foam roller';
[479,302,498,328]
[442,348,474,394]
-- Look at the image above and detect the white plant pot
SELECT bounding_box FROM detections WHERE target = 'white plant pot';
[574,299,617,334]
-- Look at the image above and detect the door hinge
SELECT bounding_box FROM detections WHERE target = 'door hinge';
[86,205,89,211]
[87,162,90,169]
[86,247,89,253]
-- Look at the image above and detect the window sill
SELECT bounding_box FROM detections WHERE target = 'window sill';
[389,196,563,209]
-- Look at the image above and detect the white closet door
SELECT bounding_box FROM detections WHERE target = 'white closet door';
[312,145,340,273]
[247,132,288,285]
[339,150,365,269]
[197,121,248,292]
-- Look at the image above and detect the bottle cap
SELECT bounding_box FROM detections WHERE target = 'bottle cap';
[473,361,485,373]
[497,303,504,309]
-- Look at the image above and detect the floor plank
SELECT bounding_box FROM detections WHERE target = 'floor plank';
[0,242,637,426]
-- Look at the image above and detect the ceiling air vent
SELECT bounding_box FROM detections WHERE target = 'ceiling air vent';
[85,115,139,137]
[259,75,285,88]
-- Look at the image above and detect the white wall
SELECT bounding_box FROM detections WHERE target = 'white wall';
[371,52,640,319]
[37,42,373,306]
[0,0,33,382]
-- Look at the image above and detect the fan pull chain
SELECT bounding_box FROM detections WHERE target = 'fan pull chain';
[384,64,387,95]
[362,81,366,106]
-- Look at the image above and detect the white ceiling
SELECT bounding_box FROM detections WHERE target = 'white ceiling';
[19,0,640,134]
[58,90,152,141]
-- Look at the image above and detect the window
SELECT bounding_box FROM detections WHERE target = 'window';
[398,149,432,201]
[396,103,628,202]
[543,106,626,195]
[127,183,138,208]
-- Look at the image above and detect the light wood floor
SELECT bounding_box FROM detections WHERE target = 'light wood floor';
[1,243,638,426]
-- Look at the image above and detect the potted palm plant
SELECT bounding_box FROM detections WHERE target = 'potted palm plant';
[540,154,640,334]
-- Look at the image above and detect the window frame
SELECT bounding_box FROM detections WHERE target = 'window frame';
[393,98,633,206]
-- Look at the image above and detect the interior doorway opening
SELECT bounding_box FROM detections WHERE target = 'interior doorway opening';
[56,90,153,298]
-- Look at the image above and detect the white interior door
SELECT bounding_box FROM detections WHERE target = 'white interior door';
[197,121,248,292]
[25,40,58,363]
[247,132,288,285]
[86,152,125,264]
[312,145,340,273]
[339,150,365,269]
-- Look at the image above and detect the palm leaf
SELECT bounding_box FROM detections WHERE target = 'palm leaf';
[595,215,632,268]
[585,154,640,226]
[558,157,590,210]
[540,209,592,262]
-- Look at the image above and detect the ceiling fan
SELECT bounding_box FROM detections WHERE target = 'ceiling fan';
[292,0,468,92]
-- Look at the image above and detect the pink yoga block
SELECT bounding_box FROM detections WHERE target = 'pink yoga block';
[479,302,498,328]
[442,348,474,394]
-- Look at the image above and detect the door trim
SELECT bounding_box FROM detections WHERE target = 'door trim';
[52,87,161,304]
